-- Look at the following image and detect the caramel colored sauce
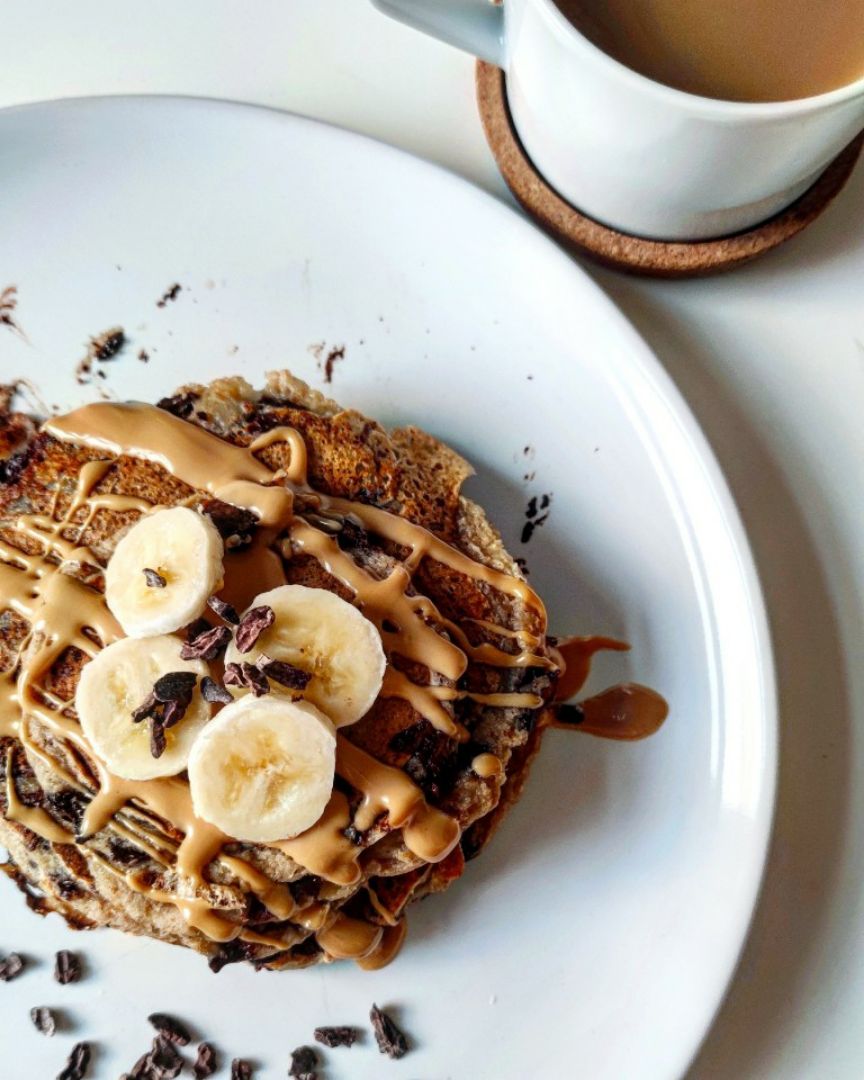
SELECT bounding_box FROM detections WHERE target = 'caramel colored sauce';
[550,683,669,741]
[552,635,630,702]
[0,401,559,966]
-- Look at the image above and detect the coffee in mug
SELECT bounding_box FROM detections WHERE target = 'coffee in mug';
[554,0,864,102]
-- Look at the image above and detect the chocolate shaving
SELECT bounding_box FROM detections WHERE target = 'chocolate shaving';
[30,1006,57,1036]
[148,1013,191,1046]
[224,662,270,698]
[0,952,24,981]
[235,605,275,653]
[193,1042,218,1079]
[54,950,80,984]
[289,1045,319,1079]
[57,1041,91,1080]
[138,348,150,363]
[256,655,311,690]
[153,671,198,702]
[200,676,233,705]
[180,624,231,661]
[231,1060,252,1080]
[370,1004,409,1059]
[143,568,167,588]
[161,699,188,730]
[208,594,240,625]
[314,1026,358,1048]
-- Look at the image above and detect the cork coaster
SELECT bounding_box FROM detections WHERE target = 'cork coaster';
[476,61,864,278]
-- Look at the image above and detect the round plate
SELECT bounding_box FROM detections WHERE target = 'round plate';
[0,98,775,1080]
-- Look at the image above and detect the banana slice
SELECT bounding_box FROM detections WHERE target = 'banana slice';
[75,634,211,781]
[187,695,336,842]
[224,584,386,727]
[105,506,224,638]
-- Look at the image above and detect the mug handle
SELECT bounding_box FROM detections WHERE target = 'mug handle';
[370,1,505,66]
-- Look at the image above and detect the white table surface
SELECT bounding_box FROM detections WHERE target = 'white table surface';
[3,3,864,1078]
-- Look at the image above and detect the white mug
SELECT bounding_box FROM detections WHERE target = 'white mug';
[371,0,864,240]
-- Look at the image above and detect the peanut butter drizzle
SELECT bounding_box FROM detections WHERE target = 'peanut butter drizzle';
[0,400,557,964]
[357,918,408,970]
[552,635,631,702]
[316,912,384,960]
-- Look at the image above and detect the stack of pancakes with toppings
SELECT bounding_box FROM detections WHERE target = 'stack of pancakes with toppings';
[0,372,565,971]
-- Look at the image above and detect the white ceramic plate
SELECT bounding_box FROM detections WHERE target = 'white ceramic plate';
[0,98,775,1080]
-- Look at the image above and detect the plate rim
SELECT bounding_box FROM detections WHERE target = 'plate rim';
[0,93,778,1078]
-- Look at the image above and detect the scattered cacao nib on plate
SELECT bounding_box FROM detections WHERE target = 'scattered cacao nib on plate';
[208,593,240,625]
[192,1042,218,1079]
[314,1025,359,1048]
[200,676,233,704]
[370,1004,409,1059]
[231,1059,252,1080]
[147,1013,191,1046]
[90,326,126,362]
[181,624,232,661]
[0,952,24,981]
[289,1045,319,1079]
[147,1036,184,1079]
[235,605,275,653]
[256,654,311,690]
[224,661,270,698]
[30,1005,57,1036]
[56,1041,91,1080]
[54,950,81,984]
[142,567,167,589]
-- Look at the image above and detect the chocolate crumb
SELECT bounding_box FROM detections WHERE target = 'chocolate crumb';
[343,825,363,846]
[514,556,530,576]
[156,283,182,308]
[289,1045,319,1079]
[200,676,233,705]
[91,327,126,362]
[143,568,167,589]
[0,952,24,981]
[30,1006,56,1036]
[314,1026,359,1048]
[180,624,232,661]
[54,950,80,984]
[138,349,150,363]
[193,1042,218,1079]
[56,1041,90,1080]
[321,344,345,384]
[148,1013,191,1046]
[235,605,275,653]
[256,655,311,690]
[153,671,198,702]
[202,501,259,547]
[208,594,240,625]
[370,1004,409,1059]
[231,1060,252,1080]
[157,392,196,419]
[224,662,270,698]
[0,285,25,339]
